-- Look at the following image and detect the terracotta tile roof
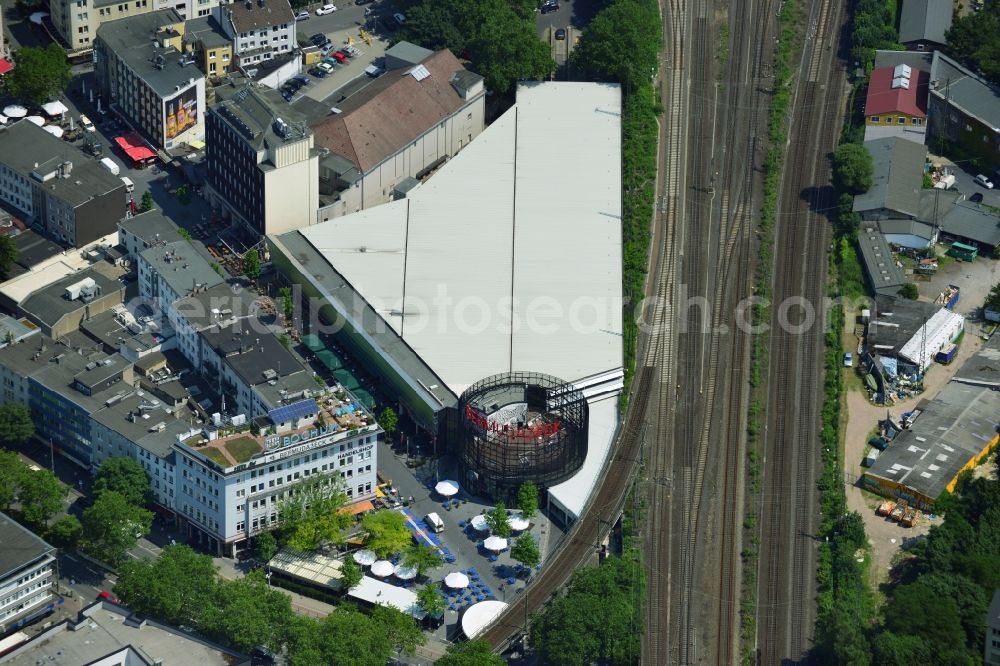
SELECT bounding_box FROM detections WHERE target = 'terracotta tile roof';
[224,0,294,33]
[865,66,929,118]
[311,50,473,173]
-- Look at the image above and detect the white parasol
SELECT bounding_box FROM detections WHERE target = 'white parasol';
[469,514,489,532]
[435,480,459,497]
[0,115,7,125]
[483,536,508,552]
[3,105,27,118]
[393,564,417,580]
[444,571,469,589]
[370,560,394,577]
[352,549,376,566]
[25,116,45,127]
[509,516,530,532]
[42,101,69,116]
[43,125,64,138]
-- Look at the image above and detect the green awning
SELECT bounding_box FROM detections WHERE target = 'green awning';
[352,388,376,409]
[316,349,342,371]
[334,368,361,391]
[303,334,324,352]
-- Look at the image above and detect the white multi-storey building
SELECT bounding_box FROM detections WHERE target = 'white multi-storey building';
[175,396,380,555]
[0,513,57,634]
[213,0,294,69]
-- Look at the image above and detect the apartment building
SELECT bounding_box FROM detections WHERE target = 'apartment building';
[213,0,295,69]
[51,0,218,54]
[95,10,207,151]
[0,513,57,634]
[0,122,126,247]
[137,239,224,308]
[205,80,318,235]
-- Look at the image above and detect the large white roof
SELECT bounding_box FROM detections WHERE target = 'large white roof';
[298,82,623,396]
[548,393,620,520]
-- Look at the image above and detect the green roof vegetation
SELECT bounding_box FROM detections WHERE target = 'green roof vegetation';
[224,436,261,464]
[199,447,229,466]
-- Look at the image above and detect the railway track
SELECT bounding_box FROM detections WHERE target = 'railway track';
[754,0,847,661]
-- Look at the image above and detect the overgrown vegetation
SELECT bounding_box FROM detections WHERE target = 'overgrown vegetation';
[946,0,1000,87]
[849,0,903,69]
[740,1,801,660]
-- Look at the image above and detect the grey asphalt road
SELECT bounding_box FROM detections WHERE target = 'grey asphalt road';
[949,166,1000,208]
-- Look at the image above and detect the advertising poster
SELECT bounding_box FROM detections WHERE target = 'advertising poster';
[164,86,198,140]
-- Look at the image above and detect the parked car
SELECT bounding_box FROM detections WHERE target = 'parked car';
[555,28,567,40]
[294,10,309,20]
[971,192,984,203]
[79,114,95,132]
[335,49,353,59]
[330,51,347,63]
[974,174,995,189]
[292,74,311,85]
[281,90,294,101]
[309,66,328,78]
[540,0,559,13]
[322,57,340,67]
[844,352,853,368]
[320,43,336,56]
[355,0,373,4]
[391,12,406,27]
[97,591,120,604]
[310,33,328,45]
[316,3,337,15]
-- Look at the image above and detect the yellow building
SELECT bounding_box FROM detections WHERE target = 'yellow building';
[183,15,233,78]
[863,64,928,133]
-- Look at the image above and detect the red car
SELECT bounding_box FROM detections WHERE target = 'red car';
[98,590,120,604]
[331,51,347,63]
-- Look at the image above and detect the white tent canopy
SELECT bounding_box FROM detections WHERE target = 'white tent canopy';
[43,125,64,138]
[444,572,469,589]
[0,115,7,125]
[42,101,68,116]
[25,116,45,127]
[393,564,417,580]
[461,600,509,639]
[353,549,376,566]
[469,514,489,532]
[370,560,394,577]
[435,480,459,497]
[3,105,26,118]
[508,516,530,532]
[483,536,507,552]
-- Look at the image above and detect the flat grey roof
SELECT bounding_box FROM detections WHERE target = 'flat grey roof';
[0,512,54,581]
[857,226,906,295]
[171,281,257,330]
[199,317,310,393]
[384,41,433,68]
[19,266,124,330]
[183,15,230,49]
[90,390,190,457]
[2,601,249,666]
[211,79,310,152]
[119,209,184,247]
[953,331,1000,388]
[867,294,941,354]
[12,230,62,269]
[866,382,1000,501]
[939,200,1000,247]
[140,240,225,299]
[0,334,60,379]
[96,10,204,98]
[853,137,927,218]
[73,352,131,390]
[0,122,124,207]
[878,218,935,239]
[0,315,38,344]
[898,0,952,45]
[874,49,934,72]
[930,50,1000,133]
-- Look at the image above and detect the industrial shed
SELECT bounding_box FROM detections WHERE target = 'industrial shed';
[863,382,1000,508]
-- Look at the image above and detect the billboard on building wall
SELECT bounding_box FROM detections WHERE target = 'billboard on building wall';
[164,85,198,140]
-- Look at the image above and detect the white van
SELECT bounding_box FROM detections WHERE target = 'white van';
[120,176,134,193]
[99,157,120,176]
[424,512,444,534]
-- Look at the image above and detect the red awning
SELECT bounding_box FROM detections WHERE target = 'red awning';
[115,133,156,162]
[0,59,13,76]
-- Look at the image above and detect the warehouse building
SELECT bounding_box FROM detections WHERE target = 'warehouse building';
[863,382,1000,508]
[866,295,964,373]
[270,82,623,523]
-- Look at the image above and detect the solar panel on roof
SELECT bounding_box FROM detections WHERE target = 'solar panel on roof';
[268,398,317,424]
[408,65,430,81]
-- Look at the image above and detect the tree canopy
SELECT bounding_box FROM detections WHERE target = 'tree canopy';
[378,407,398,436]
[256,530,278,562]
[339,556,363,591]
[399,0,554,94]
[286,606,422,666]
[277,475,352,551]
[833,143,874,195]
[5,45,72,106]
[243,249,261,282]
[417,584,445,617]
[93,456,150,507]
[531,555,644,666]
[0,403,35,446]
[362,510,412,558]
[0,449,65,525]
[571,0,662,90]
[82,490,153,564]
[435,639,506,666]
[203,571,295,653]
[403,543,442,577]
[849,0,902,67]
[47,514,82,549]
[116,544,218,626]
[516,480,538,518]
[946,2,1000,87]
[510,533,540,569]
[485,502,512,538]
[0,236,17,279]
